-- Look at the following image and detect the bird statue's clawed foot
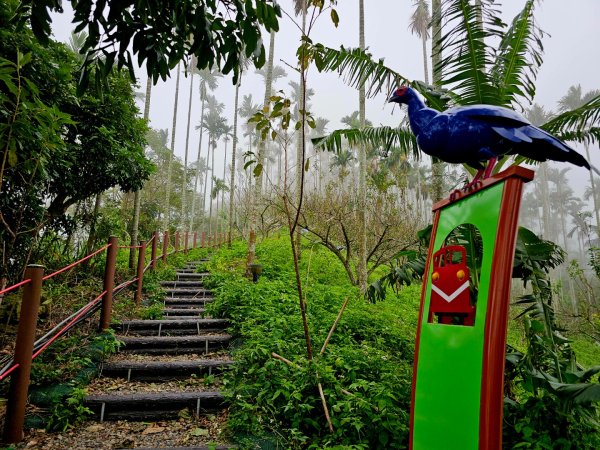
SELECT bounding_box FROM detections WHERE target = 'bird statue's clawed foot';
[449,189,462,202]
[449,180,482,202]
[463,178,483,192]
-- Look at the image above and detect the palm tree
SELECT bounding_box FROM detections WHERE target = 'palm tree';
[199,95,225,230]
[190,69,222,232]
[255,65,288,93]
[310,117,329,190]
[247,29,276,267]
[220,124,233,236]
[339,111,373,187]
[212,176,229,234]
[200,107,228,235]
[524,104,554,241]
[227,53,251,246]
[331,150,355,185]
[557,84,600,237]
[547,166,577,251]
[239,94,260,155]
[164,62,182,230]
[181,56,196,229]
[409,0,431,85]
[357,0,368,295]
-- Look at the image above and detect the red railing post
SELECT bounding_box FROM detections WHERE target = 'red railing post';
[193,232,197,249]
[99,236,118,331]
[162,230,169,263]
[201,232,206,248]
[3,265,43,443]
[135,240,146,306]
[184,231,189,254]
[175,231,180,254]
[151,231,158,270]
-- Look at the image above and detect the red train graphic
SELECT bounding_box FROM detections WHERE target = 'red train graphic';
[428,245,476,326]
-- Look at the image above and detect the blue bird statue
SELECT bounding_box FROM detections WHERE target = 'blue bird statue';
[389,86,600,189]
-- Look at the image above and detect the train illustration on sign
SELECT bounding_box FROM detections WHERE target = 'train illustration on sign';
[428,245,476,326]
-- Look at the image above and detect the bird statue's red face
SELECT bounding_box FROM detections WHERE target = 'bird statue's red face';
[389,86,410,104]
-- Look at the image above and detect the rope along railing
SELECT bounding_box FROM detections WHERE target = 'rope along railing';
[1,229,216,443]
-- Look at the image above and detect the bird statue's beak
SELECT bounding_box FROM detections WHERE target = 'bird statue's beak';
[388,94,399,103]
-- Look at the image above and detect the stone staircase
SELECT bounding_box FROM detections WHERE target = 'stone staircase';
[81,260,234,448]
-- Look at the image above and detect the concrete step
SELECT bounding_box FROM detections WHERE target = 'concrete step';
[163,308,206,317]
[115,318,227,330]
[113,319,228,336]
[85,391,225,421]
[118,335,231,354]
[164,298,214,308]
[164,288,212,298]
[100,359,233,380]
[161,280,207,288]
[175,272,209,280]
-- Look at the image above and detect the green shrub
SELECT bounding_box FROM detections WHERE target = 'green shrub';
[208,237,415,448]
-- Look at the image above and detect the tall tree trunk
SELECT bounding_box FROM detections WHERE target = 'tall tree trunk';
[164,63,182,230]
[229,78,241,246]
[585,143,600,236]
[190,98,206,232]
[247,30,275,267]
[539,163,551,239]
[430,0,444,202]
[86,193,102,255]
[421,35,430,85]
[182,57,195,230]
[221,138,228,238]
[202,144,210,230]
[208,143,216,235]
[128,76,152,268]
[357,0,368,293]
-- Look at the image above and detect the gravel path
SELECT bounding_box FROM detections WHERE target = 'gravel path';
[14,412,232,449]
[85,377,223,395]
[106,351,232,363]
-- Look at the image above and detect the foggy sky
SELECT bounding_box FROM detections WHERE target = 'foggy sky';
[49,1,600,199]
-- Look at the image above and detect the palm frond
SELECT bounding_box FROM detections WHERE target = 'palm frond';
[310,44,449,110]
[312,125,419,158]
[439,0,502,104]
[311,44,407,99]
[542,94,600,145]
[491,0,545,108]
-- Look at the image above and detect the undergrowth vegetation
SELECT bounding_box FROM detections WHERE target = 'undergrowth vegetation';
[206,235,599,449]
[206,236,420,449]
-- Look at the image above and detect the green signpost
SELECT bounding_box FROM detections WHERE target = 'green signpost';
[409,167,534,450]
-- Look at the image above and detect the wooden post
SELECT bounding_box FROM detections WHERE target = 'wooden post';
[3,265,43,443]
[135,240,146,306]
[151,231,158,270]
[193,232,197,249]
[175,232,180,254]
[99,236,118,331]
[184,231,189,254]
[162,230,169,263]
